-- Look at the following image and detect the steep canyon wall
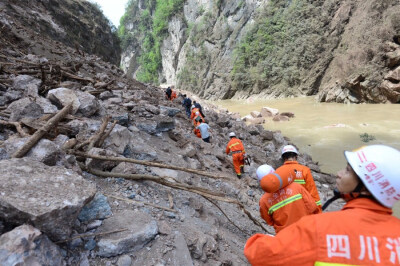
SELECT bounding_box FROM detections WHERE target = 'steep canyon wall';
[120,0,400,103]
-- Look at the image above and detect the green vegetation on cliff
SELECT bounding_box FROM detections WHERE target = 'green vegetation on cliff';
[118,0,184,83]
[232,0,335,94]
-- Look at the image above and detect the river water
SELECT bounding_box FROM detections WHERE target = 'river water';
[216,96,400,215]
[216,97,400,174]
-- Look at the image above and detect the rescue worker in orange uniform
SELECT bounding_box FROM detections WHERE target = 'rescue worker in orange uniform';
[226,132,246,178]
[190,106,203,121]
[244,145,400,266]
[256,165,319,234]
[170,90,177,101]
[193,118,202,138]
[278,145,322,211]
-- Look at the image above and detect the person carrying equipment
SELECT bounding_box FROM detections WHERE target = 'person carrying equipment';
[278,145,322,211]
[226,132,246,178]
[245,145,400,266]
[256,165,319,234]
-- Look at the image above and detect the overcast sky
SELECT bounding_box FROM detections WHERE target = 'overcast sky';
[89,0,129,27]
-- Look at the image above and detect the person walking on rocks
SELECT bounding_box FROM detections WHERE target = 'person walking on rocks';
[256,164,319,234]
[226,132,246,178]
[196,119,211,143]
[278,145,322,212]
[245,145,400,265]
[182,94,192,118]
[193,100,205,118]
[165,86,172,100]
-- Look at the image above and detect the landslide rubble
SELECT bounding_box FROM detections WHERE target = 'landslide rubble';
[0,4,343,266]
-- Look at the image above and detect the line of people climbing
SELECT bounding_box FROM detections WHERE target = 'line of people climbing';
[166,87,400,265]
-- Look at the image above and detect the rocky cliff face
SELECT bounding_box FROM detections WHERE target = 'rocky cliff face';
[121,0,400,103]
[0,0,121,65]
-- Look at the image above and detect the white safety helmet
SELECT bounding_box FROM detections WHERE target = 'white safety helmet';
[228,132,236,137]
[344,145,400,208]
[195,111,200,115]
[256,164,275,181]
[281,145,299,156]
[191,105,195,109]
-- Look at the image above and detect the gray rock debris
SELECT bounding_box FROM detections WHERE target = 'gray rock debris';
[0,158,96,241]
[0,224,66,266]
[6,97,43,121]
[4,137,63,166]
[47,87,80,114]
[96,209,158,257]
[78,193,112,223]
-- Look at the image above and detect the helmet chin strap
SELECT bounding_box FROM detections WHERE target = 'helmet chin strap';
[322,182,366,211]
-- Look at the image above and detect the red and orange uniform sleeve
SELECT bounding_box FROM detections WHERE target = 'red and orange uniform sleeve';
[303,167,322,212]
[259,194,274,226]
[244,216,318,266]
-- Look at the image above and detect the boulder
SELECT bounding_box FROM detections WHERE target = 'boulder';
[12,75,41,98]
[216,115,231,127]
[247,117,265,125]
[166,231,194,266]
[78,193,112,223]
[280,112,295,118]
[380,80,400,103]
[35,97,58,113]
[112,113,130,127]
[160,105,181,117]
[6,97,43,121]
[250,111,262,118]
[96,210,158,257]
[272,115,290,122]
[386,49,400,67]
[76,90,100,117]
[0,158,96,241]
[4,138,62,166]
[241,115,253,122]
[47,87,80,114]
[136,117,175,135]
[103,124,134,154]
[385,66,400,82]
[260,107,279,117]
[0,224,65,266]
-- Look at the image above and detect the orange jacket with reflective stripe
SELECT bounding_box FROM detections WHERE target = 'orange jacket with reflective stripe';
[259,182,318,234]
[226,138,245,154]
[190,108,200,120]
[280,161,322,210]
[245,198,400,266]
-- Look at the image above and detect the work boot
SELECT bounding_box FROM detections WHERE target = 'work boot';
[240,166,244,174]
[237,174,242,179]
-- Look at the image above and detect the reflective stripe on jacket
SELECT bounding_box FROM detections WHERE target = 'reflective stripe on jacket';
[226,138,245,154]
[245,198,400,266]
[281,161,322,210]
[259,182,318,234]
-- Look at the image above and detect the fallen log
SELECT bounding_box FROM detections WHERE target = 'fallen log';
[87,116,110,151]
[0,120,29,137]
[12,102,72,158]
[69,150,233,181]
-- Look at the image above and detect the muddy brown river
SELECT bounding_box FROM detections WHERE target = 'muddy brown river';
[215,96,400,215]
